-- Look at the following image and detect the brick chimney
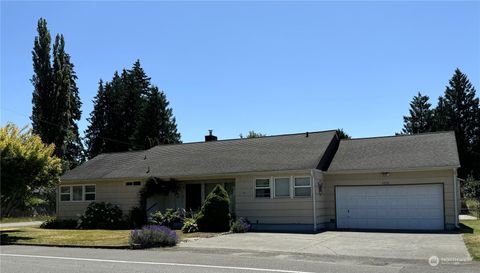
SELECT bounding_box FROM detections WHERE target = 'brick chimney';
[205,130,218,142]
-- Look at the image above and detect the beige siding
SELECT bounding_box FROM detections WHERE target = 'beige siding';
[58,179,144,219]
[235,171,315,225]
[322,169,457,227]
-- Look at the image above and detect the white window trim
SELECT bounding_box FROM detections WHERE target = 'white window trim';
[254,178,272,199]
[293,176,312,197]
[60,184,96,202]
[273,177,291,198]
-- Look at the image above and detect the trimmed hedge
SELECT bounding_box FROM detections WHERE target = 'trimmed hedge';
[196,185,231,232]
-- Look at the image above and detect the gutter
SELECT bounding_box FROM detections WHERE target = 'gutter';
[453,168,459,228]
[311,169,317,232]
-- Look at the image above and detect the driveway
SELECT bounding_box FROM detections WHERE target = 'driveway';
[179,231,471,262]
[0,221,44,228]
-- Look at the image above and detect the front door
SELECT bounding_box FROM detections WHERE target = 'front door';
[185,184,202,211]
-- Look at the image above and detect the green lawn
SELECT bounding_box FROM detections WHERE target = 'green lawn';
[460,220,480,261]
[0,216,52,224]
[0,226,218,247]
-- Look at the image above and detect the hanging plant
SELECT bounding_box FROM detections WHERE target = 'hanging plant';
[138,177,180,209]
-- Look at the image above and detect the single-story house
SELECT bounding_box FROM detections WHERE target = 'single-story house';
[59,130,461,231]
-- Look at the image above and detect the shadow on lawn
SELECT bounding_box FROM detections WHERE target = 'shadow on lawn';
[459,223,474,234]
[0,229,33,245]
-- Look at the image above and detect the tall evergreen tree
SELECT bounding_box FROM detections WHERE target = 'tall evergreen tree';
[402,92,434,134]
[132,86,181,150]
[31,18,54,143]
[85,80,107,158]
[31,18,84,169]
[435,69,480,178]
[85,61,181,157]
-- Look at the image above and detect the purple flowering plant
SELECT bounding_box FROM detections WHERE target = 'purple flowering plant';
[129,225,179,248]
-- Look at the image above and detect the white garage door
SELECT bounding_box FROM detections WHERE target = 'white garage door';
[336,184,444,230]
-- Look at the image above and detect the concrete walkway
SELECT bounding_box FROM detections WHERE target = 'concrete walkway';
[0,221,43,228]
[459,214,478,220]
[179,231,472,262]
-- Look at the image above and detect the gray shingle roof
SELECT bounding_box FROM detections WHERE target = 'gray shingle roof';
[327,131,460,172]
[62,130,337,181]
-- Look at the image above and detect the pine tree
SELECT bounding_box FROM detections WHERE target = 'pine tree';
[86,61,181,156]
[31,18,84,168]
[85,80,107,159]
[402,92,434,134]
[132,86,181,150]
[435,69,480,178]
[31,18,54,143]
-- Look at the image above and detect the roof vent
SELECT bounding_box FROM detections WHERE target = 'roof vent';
[205,130,218,142]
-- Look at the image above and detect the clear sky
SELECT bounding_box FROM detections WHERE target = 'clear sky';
[1,1,479,143]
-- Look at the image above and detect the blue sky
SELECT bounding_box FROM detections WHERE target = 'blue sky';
[2,1,479,143]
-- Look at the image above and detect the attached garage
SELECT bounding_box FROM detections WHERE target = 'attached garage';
[324,132,461,231]
[335,184,444,230]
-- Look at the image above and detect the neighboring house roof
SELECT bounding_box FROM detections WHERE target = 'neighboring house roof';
[327,131,460,172]
[62,130,338,181]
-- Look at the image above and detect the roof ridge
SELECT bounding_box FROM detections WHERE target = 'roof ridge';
[147,129,338,150]
[341,131,455,142]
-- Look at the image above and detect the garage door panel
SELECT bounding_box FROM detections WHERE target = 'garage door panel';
[336,184,444,230]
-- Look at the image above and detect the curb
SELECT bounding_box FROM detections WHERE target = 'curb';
[1,242,130,249]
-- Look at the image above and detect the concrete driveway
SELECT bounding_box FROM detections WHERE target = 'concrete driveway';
[179,231,471,262]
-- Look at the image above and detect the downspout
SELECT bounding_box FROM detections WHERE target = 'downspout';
[453,168,459,228]
[311,169,317,232]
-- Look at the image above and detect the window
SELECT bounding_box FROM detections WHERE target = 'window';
[60,186,71,201]
[255,178,271,198]
[72,186,83,201]
[60,185,96,202]
[294,177,311,197]
[274,177,290,197]
[126,181,141,186]
[84,185,96,201]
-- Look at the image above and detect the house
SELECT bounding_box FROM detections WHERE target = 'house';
[59,130,461,231]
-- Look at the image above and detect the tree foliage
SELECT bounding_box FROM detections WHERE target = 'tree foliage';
[239,131,266,138]
[31,18,84,169]
[133,86,181,150]
[402,92,434,134]
[336,128,351,140]
[0,124,62,217]
[85,60,181,158]
[401,69,480,178]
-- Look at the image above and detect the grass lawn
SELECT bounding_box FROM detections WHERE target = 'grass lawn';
[0,216,52,224]
[0,227,130,247]
[460,220,480,261]
[0,226,220,248]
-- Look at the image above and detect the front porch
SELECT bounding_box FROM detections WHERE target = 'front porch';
[146,179,236,216]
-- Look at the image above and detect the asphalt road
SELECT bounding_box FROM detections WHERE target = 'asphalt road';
[0,245,478,273]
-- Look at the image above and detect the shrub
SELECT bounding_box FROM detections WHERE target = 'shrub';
[40,218,78,229]
[150,209,182,229]
[463,176,480,199]
[79,202,125,229]
[230,218,251,233]
[196,185,231,232]
[129,225,178,248]
[128,207,147,228]
[181,217,199,233]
